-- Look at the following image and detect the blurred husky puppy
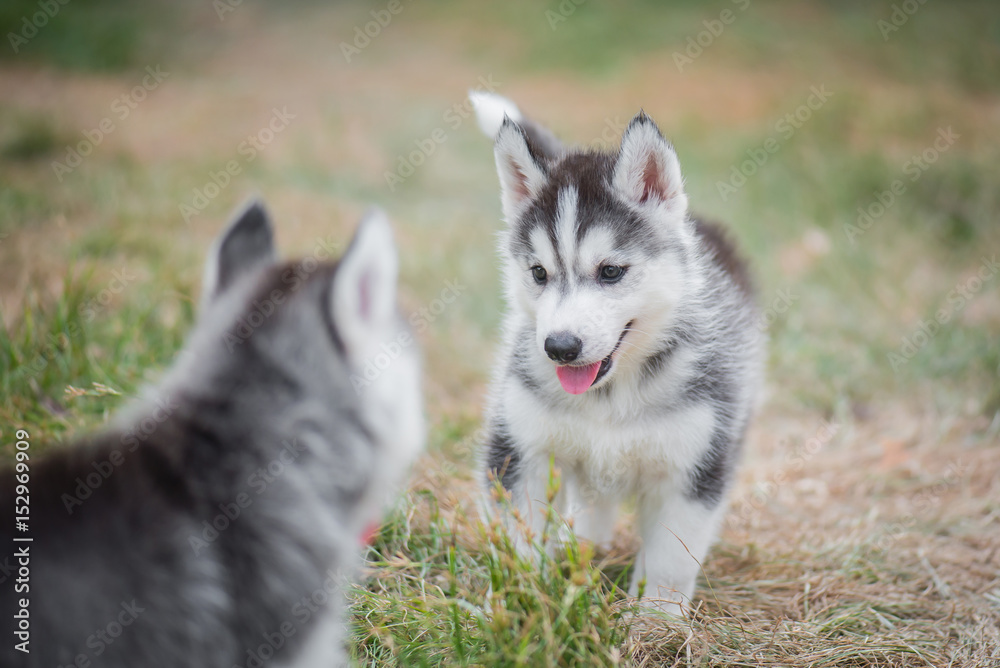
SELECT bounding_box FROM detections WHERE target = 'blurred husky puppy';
[1,201,423,666]
[470,92,762,615]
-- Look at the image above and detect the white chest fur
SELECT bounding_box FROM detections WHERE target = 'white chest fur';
[503,377,717,499]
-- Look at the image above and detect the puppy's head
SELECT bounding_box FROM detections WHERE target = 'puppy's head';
[476,98,692,394]
[199,200,424,535]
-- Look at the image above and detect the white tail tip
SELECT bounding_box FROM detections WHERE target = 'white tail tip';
[468,90,522,139]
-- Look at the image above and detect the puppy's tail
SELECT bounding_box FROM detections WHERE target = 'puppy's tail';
[468,91,565,159]
[468,91,523,138]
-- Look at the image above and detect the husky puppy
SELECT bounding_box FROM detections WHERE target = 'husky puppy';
[470,93,762,615]
[0,201,423,666]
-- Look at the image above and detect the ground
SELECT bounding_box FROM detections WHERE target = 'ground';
[1,1,998,665]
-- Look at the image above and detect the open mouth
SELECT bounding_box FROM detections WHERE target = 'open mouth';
[554,321,633,395]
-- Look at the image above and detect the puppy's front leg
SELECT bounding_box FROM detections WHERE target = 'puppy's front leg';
[562,468,618,549]
[630,486,725,616]
[488,454,567,559]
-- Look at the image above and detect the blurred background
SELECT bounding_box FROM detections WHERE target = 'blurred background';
[1,1,998,664]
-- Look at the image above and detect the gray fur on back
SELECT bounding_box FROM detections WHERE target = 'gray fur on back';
[1,201,423,667]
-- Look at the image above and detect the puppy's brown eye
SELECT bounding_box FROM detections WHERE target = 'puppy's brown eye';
[531,266,547,284]
[599,265,626,283]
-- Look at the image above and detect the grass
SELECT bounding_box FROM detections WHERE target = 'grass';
[0,0,177,73]
[2,0,999,665]
[353,474,637,667]
[0,269,193,439]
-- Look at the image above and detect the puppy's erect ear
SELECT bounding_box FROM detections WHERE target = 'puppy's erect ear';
[612,112,688,216]
[494,118,548,223]
[332,208,398,357]
[202,198,276,307]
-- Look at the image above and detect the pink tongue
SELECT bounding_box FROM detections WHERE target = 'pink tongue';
[555,362,602,395]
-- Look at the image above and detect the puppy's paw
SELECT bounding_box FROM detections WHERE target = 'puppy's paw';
[628,579,688,619]
[638,596,685,618]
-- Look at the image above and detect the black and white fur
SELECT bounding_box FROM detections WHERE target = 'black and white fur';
[471,92,762,615]
[0,201,423,666]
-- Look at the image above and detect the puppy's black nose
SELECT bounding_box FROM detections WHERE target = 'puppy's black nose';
[544,332,582,363]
